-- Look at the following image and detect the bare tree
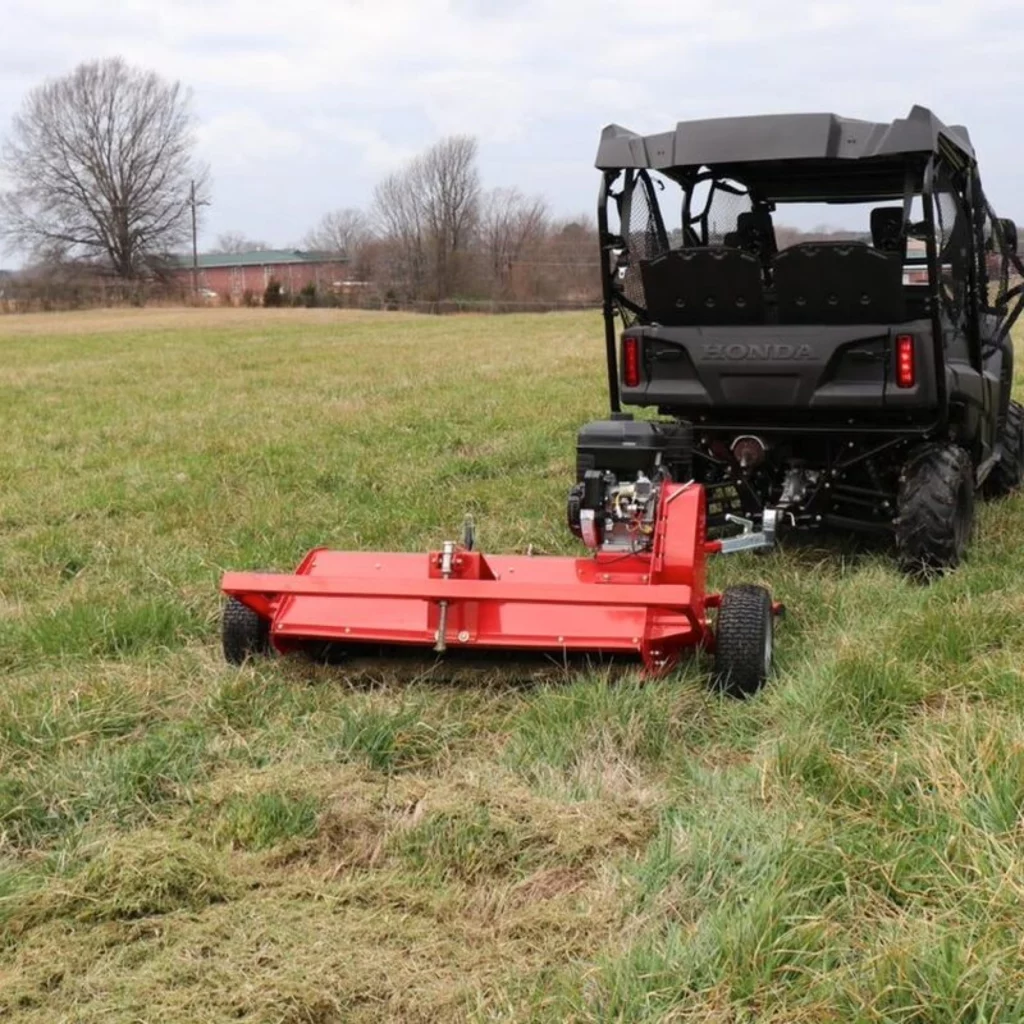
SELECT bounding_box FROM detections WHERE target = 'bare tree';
[211,231,270,254]
[479,187,548,298]
[418,136,480,299]
[303,207,370,255]
[371,135,480,301]
[303,206,375,280]
[372,171,426,299]
[0,58,207,280]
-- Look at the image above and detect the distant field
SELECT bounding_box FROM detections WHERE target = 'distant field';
[1,306,1023,1022]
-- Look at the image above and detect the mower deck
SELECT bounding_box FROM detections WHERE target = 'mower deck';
[222,482,781,693]
[223,482,713,677]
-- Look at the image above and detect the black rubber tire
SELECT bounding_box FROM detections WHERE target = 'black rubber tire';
[712,584,773,698]
[983,400,1024,499]
[567,483,584,539]
[894,443,975,577]
[222,598,270,664]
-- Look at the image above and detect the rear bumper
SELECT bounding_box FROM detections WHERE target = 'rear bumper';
[619,321,937,418]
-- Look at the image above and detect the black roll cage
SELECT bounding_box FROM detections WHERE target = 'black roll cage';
[598,154,1024,419]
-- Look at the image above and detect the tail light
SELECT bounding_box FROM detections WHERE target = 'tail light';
[622,335,640,388]
[895,334,915,388]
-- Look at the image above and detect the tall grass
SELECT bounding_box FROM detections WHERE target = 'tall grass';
[0,307,1021,1022]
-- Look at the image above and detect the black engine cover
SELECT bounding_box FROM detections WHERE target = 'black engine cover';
[575,415,693,481]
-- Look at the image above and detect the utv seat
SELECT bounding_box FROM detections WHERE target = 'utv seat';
[872,205,930,319]
[640,247,765,326]
[723,210,778,261]
[773,242,906,325]
[870,207,905,253]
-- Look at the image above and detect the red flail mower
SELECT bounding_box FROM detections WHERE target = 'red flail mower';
[222,418,784,695]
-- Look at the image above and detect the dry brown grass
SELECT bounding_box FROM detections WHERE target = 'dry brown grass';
[0,305,415,337]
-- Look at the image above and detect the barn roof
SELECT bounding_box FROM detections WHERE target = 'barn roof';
[179,249,345,270]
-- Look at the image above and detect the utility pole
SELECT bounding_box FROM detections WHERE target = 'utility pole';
[188,180,210,302]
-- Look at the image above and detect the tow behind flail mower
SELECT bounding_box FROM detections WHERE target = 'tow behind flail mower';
[222,418,784,695]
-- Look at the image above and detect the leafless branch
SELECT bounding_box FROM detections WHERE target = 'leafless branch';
[0,57,207,280]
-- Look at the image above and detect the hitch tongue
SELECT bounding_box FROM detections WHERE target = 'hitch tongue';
[719,508,780,554]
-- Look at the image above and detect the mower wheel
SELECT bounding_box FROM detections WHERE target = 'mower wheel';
[895,443,974,577]
[222,598,270,664]
[712,584,773,697]
[983,400,1024,499]
[567,483,584,538]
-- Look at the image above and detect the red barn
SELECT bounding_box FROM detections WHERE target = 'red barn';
[173,250,349,303]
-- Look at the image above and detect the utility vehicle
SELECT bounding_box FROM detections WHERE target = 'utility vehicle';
[581,105,1023,573]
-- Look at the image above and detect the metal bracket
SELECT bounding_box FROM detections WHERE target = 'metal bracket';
[719,508,780,554]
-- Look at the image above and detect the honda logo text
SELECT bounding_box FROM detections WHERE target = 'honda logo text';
[701,344,815,361]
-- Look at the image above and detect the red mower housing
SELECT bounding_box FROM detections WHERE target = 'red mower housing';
[221,481,782,695]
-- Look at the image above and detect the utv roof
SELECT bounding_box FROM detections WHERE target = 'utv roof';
[596,105,974,172]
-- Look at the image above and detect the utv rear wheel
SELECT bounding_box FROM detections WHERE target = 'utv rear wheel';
[983,400,1024,498]
[222,598,270,664]
[712,585,773,697]
[895,444,974,577]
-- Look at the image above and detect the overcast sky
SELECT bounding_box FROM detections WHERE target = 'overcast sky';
[1,0,1022,252]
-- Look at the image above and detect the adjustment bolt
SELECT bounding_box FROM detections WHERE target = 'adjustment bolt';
[458,630,470,643]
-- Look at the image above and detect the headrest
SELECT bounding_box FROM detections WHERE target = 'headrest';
[870,207,905,253]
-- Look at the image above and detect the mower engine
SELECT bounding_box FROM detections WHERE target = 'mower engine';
[572,470,661,551]
[568,417,693,552]
[569,416,782,555]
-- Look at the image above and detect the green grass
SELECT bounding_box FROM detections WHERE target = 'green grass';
[1,305,1023,1022]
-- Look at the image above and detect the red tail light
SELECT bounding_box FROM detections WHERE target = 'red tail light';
[895,334,915,388]
[622,336,640,388]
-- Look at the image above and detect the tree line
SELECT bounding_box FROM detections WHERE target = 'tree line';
[0,57,599,309]
[298,136,598,305]
[3,56,947,312]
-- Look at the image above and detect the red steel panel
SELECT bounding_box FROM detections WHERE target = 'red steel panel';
[221,482,713,675]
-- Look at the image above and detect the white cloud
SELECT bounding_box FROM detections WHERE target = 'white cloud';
[2,0,1023,249]
[197,111,305,169]
[304,118,418,173]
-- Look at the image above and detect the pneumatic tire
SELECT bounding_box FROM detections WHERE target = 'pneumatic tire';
[222,598,271,664]
[567,483,584,539]
[712,585,773,698]
[983,400,1024,499]
[895,443,974,577]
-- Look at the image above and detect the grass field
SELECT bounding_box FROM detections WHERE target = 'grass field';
[1,306,1023,1023]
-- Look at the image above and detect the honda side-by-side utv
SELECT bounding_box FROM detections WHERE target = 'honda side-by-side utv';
[581,105,1024,574]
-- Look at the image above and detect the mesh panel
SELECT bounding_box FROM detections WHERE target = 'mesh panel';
[684,178,751,245]
[934,191,958,251]
[932,171,968,324]
[991,214,1012,309]
[621,172,667,311]
[707,186,753,245]
[979,212,1004,309]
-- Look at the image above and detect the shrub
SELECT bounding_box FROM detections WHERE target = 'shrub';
[263,279,284,307]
